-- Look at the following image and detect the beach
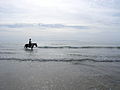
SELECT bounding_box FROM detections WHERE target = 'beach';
[0,60,120,90]
[0,42,120,90]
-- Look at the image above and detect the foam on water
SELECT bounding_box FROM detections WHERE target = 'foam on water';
[38,46,120,49]
[0,58,120,62]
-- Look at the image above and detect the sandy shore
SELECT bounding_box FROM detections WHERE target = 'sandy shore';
[0,60,120,90]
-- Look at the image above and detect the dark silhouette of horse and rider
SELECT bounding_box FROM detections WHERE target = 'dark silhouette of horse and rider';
[24,39,37,49]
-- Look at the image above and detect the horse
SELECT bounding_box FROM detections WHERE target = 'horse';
[24,43,37,49]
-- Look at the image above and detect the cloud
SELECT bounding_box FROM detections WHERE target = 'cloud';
[0,23,89,29]
[0,0,120,26]
[0,0,120,42]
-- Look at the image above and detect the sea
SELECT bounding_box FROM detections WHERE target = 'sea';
[0,40,120,62]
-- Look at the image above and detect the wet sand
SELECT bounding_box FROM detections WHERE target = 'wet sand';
[0,60,120,90]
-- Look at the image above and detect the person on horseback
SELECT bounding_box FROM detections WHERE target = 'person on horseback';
[29,38,32,47]
[24,39,37,49]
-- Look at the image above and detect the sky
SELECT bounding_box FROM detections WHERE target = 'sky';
[0,0,120,43]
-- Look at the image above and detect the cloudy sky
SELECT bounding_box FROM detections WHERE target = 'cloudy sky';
[0,0,120,42]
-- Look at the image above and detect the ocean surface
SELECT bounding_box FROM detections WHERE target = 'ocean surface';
[0,41,120,62]
[0,41,120,90]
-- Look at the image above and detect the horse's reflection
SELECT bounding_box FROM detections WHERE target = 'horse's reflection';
[24,48,33,51]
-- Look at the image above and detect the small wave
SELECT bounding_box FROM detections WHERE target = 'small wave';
[38,46,77,49]
[38,46,120,49]
[0,58,120,62]
[0,52,15,54]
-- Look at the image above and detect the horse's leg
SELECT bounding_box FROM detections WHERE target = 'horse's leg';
[26,44,29,48]
[26,45,28,48]
[31,45,33,50]
[31,46,33,50]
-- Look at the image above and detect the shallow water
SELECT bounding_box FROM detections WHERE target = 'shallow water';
[0,41,120,62]
[0,41,120,90]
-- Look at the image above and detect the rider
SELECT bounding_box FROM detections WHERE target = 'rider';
[29,38,32,47]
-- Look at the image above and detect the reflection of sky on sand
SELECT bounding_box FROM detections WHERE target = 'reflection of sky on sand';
[0,61,119,90]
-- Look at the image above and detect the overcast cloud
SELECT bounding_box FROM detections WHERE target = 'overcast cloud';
[0,0,120,42]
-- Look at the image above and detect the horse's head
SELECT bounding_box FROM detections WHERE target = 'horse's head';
[32,43,37,47]
[35,43,37,47]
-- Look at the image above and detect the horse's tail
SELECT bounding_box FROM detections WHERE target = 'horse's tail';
[24,44,27,48]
